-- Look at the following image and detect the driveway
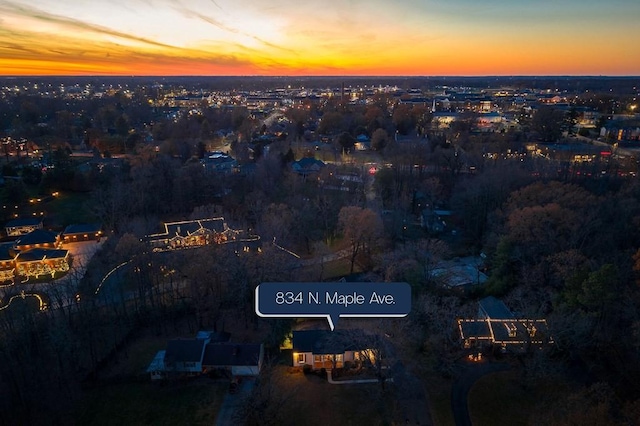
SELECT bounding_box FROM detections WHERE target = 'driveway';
[451,361,510,426]
[390,360,433,425]
[215,377,255,426]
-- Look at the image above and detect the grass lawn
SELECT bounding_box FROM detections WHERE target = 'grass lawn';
[77,381,227,426]
[76,318,232,426]
[45,191,96,227]
[273,366,394,426]
[468,370,568,426]
[98,334,171,379]
[321,257,359,280]
[425,374,455,426]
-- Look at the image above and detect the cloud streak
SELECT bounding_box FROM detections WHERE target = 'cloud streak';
[176,6,297,55]
[0,0,176,50]
[0,0,272,74]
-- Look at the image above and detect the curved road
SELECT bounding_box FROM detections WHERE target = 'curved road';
[451,362,511,426]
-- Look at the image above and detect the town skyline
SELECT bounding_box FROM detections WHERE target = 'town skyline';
[1,0,639,76]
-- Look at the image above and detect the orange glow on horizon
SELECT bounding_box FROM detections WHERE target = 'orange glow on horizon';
[0,0,638,77]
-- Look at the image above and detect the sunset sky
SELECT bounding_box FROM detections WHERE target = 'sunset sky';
[1,0,639,76]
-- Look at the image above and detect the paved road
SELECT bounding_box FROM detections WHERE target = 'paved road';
[451,362,511,426]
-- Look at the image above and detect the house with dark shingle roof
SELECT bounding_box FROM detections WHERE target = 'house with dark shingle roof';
[147,331,263,379]
[62,224,103,242]
[202,343,264,376]
[457,296,553,353]
[164,339,208,374]
[292,329,375,370]
[14,248,69,278]
[13,229,61,252]
[200,151,238,173]
[291,157,325,176]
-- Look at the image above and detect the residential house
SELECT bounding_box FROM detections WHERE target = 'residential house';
[147,331,223,380]
[203,343,264,376]
[163,338,208,374]
[291,157,325,176]
[420,209,450,234]
[600,123,640,143]
[13,229,61,252]
[147,331,263,379]
[145,217,261,253]
[457,296,553,353]
[145,218,229,252]
[430,256,488,291]
[200,151,238,173]
[14,248,70,279]
[292,329,375,371]
[354,134,371,151]
[5,217,43,237]
[432,111,458,129]
[476,112,504,131]
[62,223,103,242]
[0,230,70,281]
[0,243,15,283]
[147,350,166,381]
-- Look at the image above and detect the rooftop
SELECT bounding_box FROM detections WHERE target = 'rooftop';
[15,248,68,262]
[202,343,262,367]
[165,339,206,364]
[15,229,60,246]
[479,296,514,320]
[292,329,369,354]
[63,223,102,235]
[5,217,43,228]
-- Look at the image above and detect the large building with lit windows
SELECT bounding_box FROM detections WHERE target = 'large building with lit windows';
[145,217,261,253]
[4,217,44,237]
[0,228,69,283]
